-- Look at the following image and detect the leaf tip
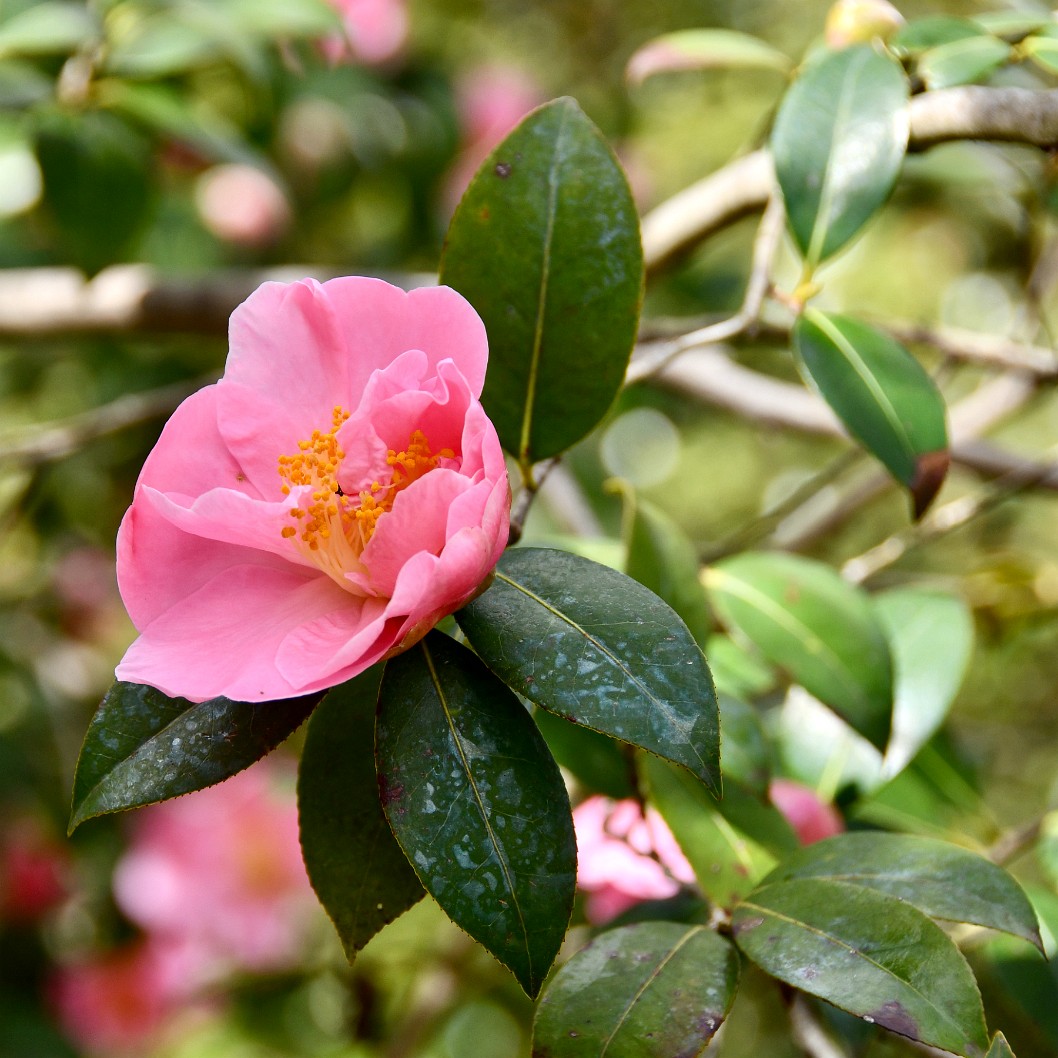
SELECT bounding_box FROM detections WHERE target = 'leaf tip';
[910,448,950,518]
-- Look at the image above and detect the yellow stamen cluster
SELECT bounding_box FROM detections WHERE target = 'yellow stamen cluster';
[277,409,453,585]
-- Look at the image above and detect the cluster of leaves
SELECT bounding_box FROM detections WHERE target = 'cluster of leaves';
[65,1,1058,1052]
[0,0,454,273]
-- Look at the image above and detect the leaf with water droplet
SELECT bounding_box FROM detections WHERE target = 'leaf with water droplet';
[69,680,320,832]
[533,922,739,1058]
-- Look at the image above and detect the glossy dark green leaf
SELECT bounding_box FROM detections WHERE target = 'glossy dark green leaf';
[533,708,635,799]
[793,310,949,516]
[762,832,1042,951]
[626,28,791,83]
[35,110,154,275]
[645,756,797,909]
[0,2,97,58]
[891,16,984,53]
[876,589,972,775]
[985,1032,1016,1058]
[771,45,908,267]
[917,35,1011,89]
[69,681,320,832]
[298,668,423,959]
[733,879,989,1056]
[619,485,711,647]
[440,98,643,467]
[532,922,739,1058]
[457,547,720,793]
[375,632,575,997]
[705,551,893,749]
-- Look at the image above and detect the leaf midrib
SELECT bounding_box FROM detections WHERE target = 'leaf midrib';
[494,569,709,774]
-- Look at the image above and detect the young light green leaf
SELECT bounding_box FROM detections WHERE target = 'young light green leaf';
[985,1032,1016,1058]
[704,551,893,749]
[917,35,1011,90]
[618,484,711,647]
[375,632,575,997]
[215,0,343,36]
[971,13,1048,38]
[705,633,777,700]
[440,98,643,467]
[733,879,990,1056]
[456,547,720,793]
[1021,31,1058,75]
[532,922,739,1058]
[793,309,949,516]
[644,757,797,909]
[70,682,321,832]
[298,668,424,960]
[891,16,984,54]
[626,28,791,83]
[0,2,97,59]
[876,588,973,775]
[762,832,1043,951]
[771,45,908,267]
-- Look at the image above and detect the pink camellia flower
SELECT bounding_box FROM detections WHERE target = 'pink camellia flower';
[51,937,198,1055]
[573,795,695,924]
[115,277,509,703]
[769,779,845,845]
[113,763,313,974]
[320,0,408,66]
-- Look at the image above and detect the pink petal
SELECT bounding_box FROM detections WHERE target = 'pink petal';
[117,565,356,701]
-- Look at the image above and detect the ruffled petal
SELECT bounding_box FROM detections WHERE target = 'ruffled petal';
[117,565,357,702]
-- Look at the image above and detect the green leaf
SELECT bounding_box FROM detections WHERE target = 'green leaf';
[216,0,343,36]
[0,60,50,107]
[626,28,791,83]
[375,632,575,997]
[771,45,908,267]
[440,98,643,467]
[971,14,1047,39]
[717,695,772,796]
[619,484,711,647]
[533,708,635,799]
[985,1032,1016,1058]
[645,756,797,909]
[35,109,154,275]
[793,310,949,516]
[704,551,893,749]
[298,668,424,959]
[705,633,777,700]
[532,922,739,1058]
[69,681,320,832]
[876,589,972,775]
[891,17,984,54]
[917,35,1012,90]
[762,832,1043,951]
[0,2,97,59]
[457,547,720,793]
[1021,32,1058,76]
[105,19,229,79]
[733,879,990,1056]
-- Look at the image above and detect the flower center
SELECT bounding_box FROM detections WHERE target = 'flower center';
[277,407,452,585]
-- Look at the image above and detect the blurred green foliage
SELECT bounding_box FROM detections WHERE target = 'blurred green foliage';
[3,0,1058,1054]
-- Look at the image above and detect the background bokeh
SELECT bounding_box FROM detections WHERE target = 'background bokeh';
[3,0,1058,1054]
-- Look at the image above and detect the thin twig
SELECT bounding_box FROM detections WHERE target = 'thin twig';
[0,379,202,467]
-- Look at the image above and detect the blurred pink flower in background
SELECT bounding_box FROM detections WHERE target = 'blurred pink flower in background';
[0,816,70,924]
[51,937,203,1055]
[321,0,408,66]
[195,164,292,248]
[113,763,314,976]
[769,779,845,845]
[573,796,694,924]
[115,277,509,703]
[443,64,543,214]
